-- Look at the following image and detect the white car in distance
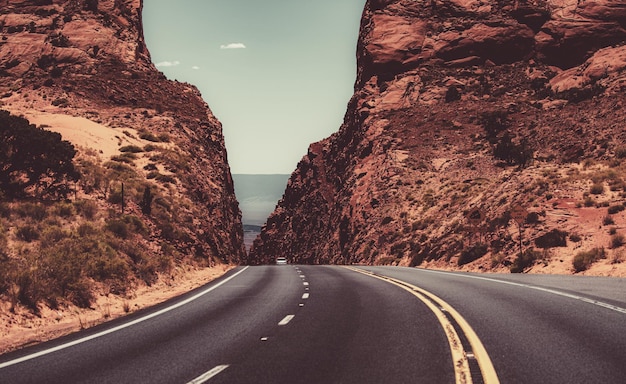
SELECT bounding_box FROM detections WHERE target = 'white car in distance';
[275,257,287,265]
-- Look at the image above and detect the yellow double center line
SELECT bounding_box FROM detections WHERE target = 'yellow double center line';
[347,267,499,384]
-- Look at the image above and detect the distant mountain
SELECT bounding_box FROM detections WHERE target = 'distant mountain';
[233,174,290,226]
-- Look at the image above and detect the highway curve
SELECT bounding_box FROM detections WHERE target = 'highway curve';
[0,265,624,383]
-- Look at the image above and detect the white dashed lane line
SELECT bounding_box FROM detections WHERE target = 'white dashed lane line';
[186,365,229,384]
[303,282,309,286]
[302,293,309,299]
[278,315,295,326]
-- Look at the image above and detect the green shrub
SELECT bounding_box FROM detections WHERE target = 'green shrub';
[572,247,606,272]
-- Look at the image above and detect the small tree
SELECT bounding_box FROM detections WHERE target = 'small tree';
[0,110,79,198]
[140,186,153,215]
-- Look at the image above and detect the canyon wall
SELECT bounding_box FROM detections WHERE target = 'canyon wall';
[250,0,626,275]
[0,0,245,264]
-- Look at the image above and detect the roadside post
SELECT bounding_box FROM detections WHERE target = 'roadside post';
[510,204,528,261]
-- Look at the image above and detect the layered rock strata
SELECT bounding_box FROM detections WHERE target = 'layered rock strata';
[250,0,626,275]
[0,0,245,263]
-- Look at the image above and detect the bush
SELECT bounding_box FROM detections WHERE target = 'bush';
[525,212,540,224]
[16,225,40,242]
[40,226,69,248]
[615,146,626,159]
[510,248,542,273]
[139,132,160,142]
[534,229,568,249]
[104,215,147,239]
[77,223,98,237]
[610,234,625,249]
[607,204,625,215]
[105,219,129,239]
[15,203,47,221]
[0,110,79,197]
[155,174,176,184]
[480,110,510,140]
[458,243,488,266]
[590,183,604,195]
[119,145,144,153]
[603,216,615,226]
[54,202,74,218]
[569,233,582,243]
[75,199,98,220]
[110,154,136,164]
[572,248,606,272]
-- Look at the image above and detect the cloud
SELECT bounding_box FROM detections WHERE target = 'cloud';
[155,60,181,67]
[220,43,246,50]
[192,66,200,70]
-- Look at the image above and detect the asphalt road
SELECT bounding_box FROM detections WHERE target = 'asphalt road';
[0,265,624,383]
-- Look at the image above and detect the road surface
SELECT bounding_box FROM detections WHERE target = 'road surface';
[1,265,624,383]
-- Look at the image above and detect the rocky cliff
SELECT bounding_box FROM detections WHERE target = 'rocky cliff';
[250,0,626,275]
[0,1,245,264]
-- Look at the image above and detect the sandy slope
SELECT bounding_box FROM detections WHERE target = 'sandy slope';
[21,111,144,160]
[1,265,232,354]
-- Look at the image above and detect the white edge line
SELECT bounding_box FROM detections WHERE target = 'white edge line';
[278,315,295,326]
[0,267,250,369]
[417,268,626,315]
[187,364,230,384]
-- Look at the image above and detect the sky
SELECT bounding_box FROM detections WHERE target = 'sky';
[142,0,367,174]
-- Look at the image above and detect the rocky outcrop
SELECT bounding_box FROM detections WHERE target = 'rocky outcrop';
[250,0,626,275]
[0,0,245,263]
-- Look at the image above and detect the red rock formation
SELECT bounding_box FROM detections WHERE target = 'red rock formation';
[0,0,245,263]
[250,0,626,275]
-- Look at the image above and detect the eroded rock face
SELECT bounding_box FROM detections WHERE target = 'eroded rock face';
[249,0,626,272]
[0,0,245,263]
